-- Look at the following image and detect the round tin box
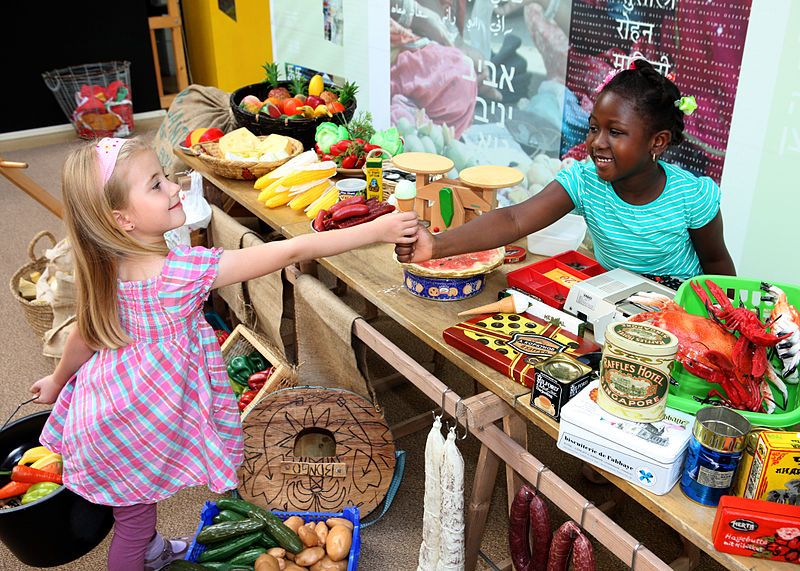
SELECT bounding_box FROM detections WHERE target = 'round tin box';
[598,321,679,422]
[336,178,366,199]
[402,270,486,301]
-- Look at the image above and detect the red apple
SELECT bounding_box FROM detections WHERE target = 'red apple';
[184,127,225,147]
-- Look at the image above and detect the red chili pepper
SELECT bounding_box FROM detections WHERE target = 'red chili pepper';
[238,389,259,412]
[9,465,63,485]
[328,195,365,214]
[0,481,32,500]
[332,203,370,222]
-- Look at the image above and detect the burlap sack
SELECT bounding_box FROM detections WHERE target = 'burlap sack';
[242,232,285,354]
[209,206,254,326]
[152,84,238,177]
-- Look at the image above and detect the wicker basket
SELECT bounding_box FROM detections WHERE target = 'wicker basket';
[221,324,297,419]
[191,136,303,180]
[10,231,57,339]
[230,81,356,150]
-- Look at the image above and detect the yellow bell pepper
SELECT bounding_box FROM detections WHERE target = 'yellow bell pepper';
[31,452,62,471]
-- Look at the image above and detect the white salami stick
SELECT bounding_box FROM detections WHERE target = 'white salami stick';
[417,415,445,571]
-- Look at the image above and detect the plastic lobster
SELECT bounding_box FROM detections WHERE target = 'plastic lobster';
[628,279,788,414]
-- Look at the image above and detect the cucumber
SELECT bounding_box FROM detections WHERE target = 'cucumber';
[163,562,207,570]
[196,518,265,544]
[194,563,251,571]
[198,531,261,563]
[228,546,267,565]
[258,532,279,550]
[213,510,246,524]
[215,498,303,554]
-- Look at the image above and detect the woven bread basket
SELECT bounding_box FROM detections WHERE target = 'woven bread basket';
[10,231,56,339]
[191,136,304,180]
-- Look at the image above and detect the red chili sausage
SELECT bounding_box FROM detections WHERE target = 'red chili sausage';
[334,203,395,228]
[509,485,534,571]
[313,210,327,232]
[546,521,579,571]
[331,203,370,222]
[529,494,552,571]
[571,530,596,571]
[328,195,365,213]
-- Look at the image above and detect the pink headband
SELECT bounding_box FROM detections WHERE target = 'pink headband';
[95,137,127,186]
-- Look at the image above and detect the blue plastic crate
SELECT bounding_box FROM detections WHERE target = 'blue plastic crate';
[186,500,361,570]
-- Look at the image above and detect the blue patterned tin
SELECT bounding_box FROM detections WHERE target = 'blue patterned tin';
[402,269,486,301]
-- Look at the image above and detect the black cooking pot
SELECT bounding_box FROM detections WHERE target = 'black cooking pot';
[0,410,113,567]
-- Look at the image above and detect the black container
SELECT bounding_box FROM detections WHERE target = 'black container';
[229,80,356,151]
[0,411,114,567]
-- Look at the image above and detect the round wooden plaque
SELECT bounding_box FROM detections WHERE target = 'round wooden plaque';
[459,165,524,189]
[392,152,454,175]
[238,387,396,514]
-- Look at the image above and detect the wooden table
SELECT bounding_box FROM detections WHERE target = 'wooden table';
[178,150,770,571]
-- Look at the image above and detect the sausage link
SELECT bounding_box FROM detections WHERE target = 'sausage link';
[331,203,370,221]
[571,530,596,571]
[328,195,365,213]
[546,521,579,571]
[529,494,552,571]
[509,485,535,571]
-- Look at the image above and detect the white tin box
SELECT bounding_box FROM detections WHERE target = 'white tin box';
[557,381,694,495]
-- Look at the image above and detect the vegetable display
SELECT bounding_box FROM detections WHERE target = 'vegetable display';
[0,446,63,506]
[191,498,354,569]
[313,111,403,169]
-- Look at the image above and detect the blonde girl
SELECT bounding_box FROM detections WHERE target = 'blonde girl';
[30,137,418,570]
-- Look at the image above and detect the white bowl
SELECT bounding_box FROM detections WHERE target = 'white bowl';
[527,213,587,256]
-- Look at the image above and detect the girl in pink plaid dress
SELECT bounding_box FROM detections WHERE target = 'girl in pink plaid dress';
[30,137,419,570]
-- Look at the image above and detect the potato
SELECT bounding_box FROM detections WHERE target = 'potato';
[298,523,320,547]
[324,517,353,530]
[286,551,295,561]
[284,563,309,571]
[284,515,306,533]
[325,525,352,562]
[255,553,281,571]
[267,547,286,559]
[310,556,348,571]
[314,521,329,544]
[277,559,286,571]
[295,546,325,567]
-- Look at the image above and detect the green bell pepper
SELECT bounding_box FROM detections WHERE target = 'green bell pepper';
[227,355,255,387]
[20,481,61,505]
[248,352,269,372]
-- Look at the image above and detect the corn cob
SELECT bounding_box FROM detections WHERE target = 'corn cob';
[287,176,333,196]
[253,150,318,189]
[288,181,333,210]
[257,178,287,202]
[278,161,336,188]
[305,187,339,218]
[264,190,295,208]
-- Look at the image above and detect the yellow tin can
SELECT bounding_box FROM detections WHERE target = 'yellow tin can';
[598,321,679,422]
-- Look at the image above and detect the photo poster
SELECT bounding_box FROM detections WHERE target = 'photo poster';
[562,0,753,184]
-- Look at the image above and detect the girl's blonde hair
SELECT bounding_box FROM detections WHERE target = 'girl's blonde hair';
[63,138,168,349]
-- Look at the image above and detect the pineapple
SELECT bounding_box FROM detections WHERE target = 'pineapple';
[290,76,308,97]
[263,62,290,99]
[336,81,359,106]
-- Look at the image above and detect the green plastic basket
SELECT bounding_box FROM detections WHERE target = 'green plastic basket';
[667,275,800,428]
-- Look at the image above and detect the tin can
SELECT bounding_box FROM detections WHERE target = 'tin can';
[336,178,366,200]
[680,406,750,506]
[531,353,593,420]
[730,427,770,497]
[598,322,679,422]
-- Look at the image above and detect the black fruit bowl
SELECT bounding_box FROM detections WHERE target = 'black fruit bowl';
[230,81,356,151]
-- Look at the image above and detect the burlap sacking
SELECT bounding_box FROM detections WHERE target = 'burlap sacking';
[209,206,254,326]
[151,85,238,178]
[294,274,371,401]
[242,232,285,354]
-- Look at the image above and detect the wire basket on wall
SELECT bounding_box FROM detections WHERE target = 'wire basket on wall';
[42,61,134,139]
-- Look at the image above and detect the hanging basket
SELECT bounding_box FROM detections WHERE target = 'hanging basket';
[9,231,56,339]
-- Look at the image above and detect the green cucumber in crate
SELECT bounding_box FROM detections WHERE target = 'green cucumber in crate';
[198,531,261,563]
[213,510,246,524]
[216,497,303,553]
[228,546,268,565]
[196,517,265,544]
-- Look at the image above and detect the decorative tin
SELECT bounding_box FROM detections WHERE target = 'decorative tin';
[558,381,694,495]
[731,427,771,498]
[680,406,750,507]
[531,353,593,421]
[336,178,366,199]
[742,430,800,504]
[402,270,486,301]
[598,322,679,422]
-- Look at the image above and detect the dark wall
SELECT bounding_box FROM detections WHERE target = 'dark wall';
[2,3,161,134]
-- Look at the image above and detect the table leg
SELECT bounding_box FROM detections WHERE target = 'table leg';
[503,413,528,512]
[298,260,318,278]
[465,443,501,571]
[669,535,701,571]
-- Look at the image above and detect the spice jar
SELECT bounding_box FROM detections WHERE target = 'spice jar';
[681,406,750,506]
[598,322,679,422]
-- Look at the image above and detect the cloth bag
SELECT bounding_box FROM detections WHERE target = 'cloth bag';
[36,238,77,360]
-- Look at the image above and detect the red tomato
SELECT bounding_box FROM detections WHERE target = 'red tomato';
[355,156,365,169]
[283,98,302,116]
[354,138,365,145]
[321,153,334,161]
[341,155,358,169]
[364,143,380,152]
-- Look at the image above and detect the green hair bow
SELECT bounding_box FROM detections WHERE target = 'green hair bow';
[674,96,698,115]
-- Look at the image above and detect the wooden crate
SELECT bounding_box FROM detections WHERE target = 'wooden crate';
[220,324,296,419]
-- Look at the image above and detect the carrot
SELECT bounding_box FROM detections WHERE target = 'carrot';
[10,465,63,484]
[0,480,32,500]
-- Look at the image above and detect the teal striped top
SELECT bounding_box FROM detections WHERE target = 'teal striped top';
[555,160,721,280]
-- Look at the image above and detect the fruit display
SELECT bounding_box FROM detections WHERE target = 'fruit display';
[314,111,403,170]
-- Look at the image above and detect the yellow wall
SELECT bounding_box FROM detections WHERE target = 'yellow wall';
[183,0,273,92]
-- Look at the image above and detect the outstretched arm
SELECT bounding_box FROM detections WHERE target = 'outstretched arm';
[214,211,419,288]
[689,211,736,276]
[30,327,96,404]
[396,180,575,262]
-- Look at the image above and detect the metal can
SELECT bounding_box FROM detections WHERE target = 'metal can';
[730,427,771,497]
[531,353,593,420]
[680,406,751,506]
[336,178,366,200]
[598,321,679,422]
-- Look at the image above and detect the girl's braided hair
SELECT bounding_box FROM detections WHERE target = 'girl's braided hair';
[602,59,685,146]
